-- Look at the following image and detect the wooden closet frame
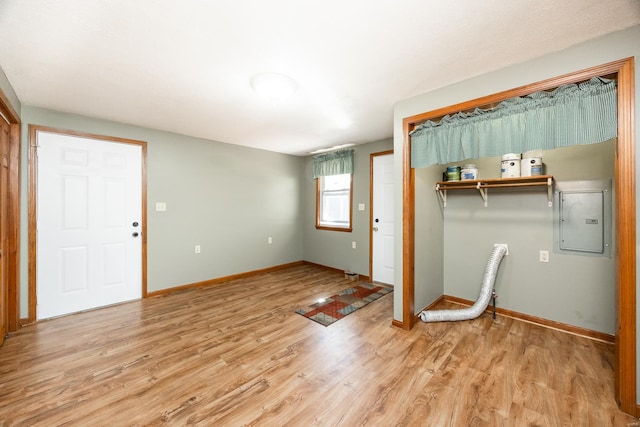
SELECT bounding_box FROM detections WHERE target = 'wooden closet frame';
[400,58,636,415]
[0,88,21,335]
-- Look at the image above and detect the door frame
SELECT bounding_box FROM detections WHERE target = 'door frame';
[27,125,148,323]
[369,150,394,282]
[0,90,21,334]
[401,58,636,414]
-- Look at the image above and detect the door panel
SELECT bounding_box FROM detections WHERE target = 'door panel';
[372,154,394,285]
[36,131,142,319]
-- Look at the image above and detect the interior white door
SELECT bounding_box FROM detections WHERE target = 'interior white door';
[372,153,394,285]
[36,131,142,319]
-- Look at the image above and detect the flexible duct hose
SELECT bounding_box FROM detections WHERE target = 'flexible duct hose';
[419,245,507,323]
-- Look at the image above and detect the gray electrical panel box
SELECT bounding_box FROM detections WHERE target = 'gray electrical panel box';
[559,191,604,252]
[554,180,612,258]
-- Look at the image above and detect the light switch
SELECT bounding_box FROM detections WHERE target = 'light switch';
[358,203,365,211]
[155,202,167,212]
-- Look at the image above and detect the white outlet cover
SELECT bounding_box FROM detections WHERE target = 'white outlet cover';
[539,250,549,262]
[358,203,365,211]
[155,202,167,212]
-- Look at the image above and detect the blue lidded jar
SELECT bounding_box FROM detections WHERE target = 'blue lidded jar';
[446,166,461,181]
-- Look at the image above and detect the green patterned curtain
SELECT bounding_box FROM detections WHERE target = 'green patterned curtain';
[410,77,617,168]
[313,149,354,178]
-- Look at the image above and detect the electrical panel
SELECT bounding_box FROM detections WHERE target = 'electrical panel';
[559,191,604,253]
[553,179,611,258]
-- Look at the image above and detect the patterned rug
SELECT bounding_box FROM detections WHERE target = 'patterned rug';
[295,283,393,326]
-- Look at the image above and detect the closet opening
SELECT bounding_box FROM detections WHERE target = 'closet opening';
[401,58,636,415]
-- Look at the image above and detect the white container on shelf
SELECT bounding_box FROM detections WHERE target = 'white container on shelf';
[501,153,521,178]
[521,157,543,176]
[461,164,478,180]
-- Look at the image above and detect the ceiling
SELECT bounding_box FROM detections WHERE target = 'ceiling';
[0,1,639,156]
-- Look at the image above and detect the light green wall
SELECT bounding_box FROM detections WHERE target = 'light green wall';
[16,106,393,318]
[19,106,304,316]
[302,139,393,277]
[0,64,20,116]
[443,141,615,334]
[414,165,445,311]
[393,24,640,402]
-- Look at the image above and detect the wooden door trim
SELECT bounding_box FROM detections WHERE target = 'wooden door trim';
[7,122,20,332]
[27,125,148,324]
[615,57,636,415]
[401,58,636,414]
[0,86,19,126]
[368,150,394,282]
[0,92,20,335]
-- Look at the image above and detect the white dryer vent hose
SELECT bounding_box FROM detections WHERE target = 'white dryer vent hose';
[419,245,507,323]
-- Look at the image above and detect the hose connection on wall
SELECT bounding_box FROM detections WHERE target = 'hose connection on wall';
[419,245,507,323]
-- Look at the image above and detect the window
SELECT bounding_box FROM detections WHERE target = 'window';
[316,173,352,231]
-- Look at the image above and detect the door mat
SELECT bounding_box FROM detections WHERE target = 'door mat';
[295,283,393,326]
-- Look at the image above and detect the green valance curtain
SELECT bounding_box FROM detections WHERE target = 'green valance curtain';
[312,149,354,178]
[410,77,617,168]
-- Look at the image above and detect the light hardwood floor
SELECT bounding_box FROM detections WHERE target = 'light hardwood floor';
[0,264,636,426]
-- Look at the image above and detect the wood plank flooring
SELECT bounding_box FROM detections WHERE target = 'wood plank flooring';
[0,264,636,426]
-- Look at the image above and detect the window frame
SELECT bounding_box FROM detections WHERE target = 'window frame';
[315,173,353,232]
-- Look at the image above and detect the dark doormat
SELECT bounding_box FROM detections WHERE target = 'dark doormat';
[295,283,393,326]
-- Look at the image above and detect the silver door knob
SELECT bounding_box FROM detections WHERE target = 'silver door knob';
[373,227,379,232]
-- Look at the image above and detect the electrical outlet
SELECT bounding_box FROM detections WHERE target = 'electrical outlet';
[195,245,201,254]
[268,237,272,244]
[352,241,357,249]
[539,250,549,263]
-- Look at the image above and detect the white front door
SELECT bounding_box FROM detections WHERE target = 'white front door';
[372,153,394,285]
[36,131,142,319]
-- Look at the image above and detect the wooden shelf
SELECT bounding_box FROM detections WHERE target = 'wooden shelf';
[435,175,553,207]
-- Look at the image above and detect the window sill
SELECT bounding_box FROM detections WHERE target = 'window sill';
[315,225,352,233]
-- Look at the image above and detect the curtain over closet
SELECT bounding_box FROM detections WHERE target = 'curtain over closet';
[410,77,617,168]
[312,149,354,178]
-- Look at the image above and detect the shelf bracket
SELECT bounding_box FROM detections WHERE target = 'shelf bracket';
[476,182,488,207]
[547,177,553,207]
[436,184,447,207]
